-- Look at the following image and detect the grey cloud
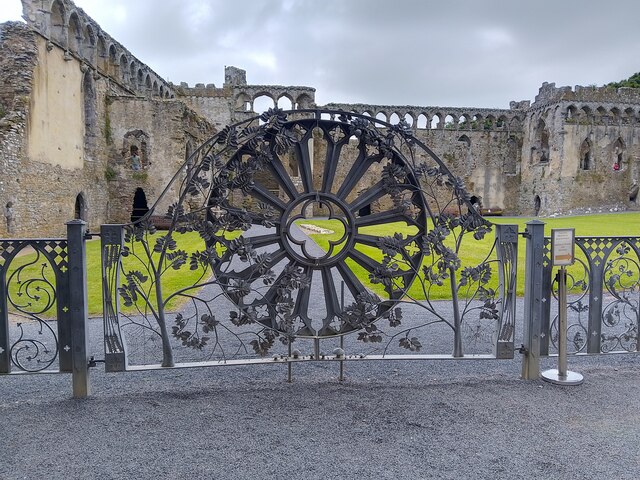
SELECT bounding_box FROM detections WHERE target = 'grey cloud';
[71,0,640,108]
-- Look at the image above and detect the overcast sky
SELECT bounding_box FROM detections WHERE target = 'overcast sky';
[3,0,640,108]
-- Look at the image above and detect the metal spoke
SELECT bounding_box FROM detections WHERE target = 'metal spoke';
[349,181,387,213]
[336,148,383,200]
[355,208,419,228]
[265,153,299,200]
[290,267,315,336]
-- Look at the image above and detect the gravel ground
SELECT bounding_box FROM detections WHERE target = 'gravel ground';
[2,225,640,479]
[2,327,640,479]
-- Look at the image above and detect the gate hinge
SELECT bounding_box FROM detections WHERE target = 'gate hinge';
[88,356,106,368]
[517,344,529,355]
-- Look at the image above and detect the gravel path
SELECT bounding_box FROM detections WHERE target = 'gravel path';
[2,326,640,479]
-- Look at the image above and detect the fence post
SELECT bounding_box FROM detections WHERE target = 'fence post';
[521,220,545,380]
[66,220,90,398]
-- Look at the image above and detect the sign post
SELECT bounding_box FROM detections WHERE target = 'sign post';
[542,228,583,386]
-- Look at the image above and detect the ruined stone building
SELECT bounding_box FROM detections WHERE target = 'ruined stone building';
[1,0,639,237]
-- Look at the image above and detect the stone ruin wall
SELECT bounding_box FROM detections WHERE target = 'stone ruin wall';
[520,83,640,216]
[4,0,640,239]
[0,0,215,236]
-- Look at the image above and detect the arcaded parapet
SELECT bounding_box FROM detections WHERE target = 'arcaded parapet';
[324,102,526,132]
[20,0,175,99]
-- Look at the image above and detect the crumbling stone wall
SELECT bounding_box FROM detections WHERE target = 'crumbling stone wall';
[520,83,640,216]
[4,0,640,239]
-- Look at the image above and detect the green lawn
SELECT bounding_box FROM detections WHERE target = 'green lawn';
[298,212,640,300]
[6,231,215,316]
[5,213,639,316]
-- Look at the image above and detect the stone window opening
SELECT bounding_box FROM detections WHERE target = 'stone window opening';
[532,119,550,163]
[534,195,541,216]
[122,130,150,170]
[131,188,149,222]
[74,193,87,221]
[612,138,625,171]
[579,139,592,170]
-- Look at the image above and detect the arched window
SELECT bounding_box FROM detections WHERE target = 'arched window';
[430,114,441,129]
[579,138,592,170]
[457,135,471,147]
[252,94,275,116]
[108,45,118,77]
[131,188,149,222]
[389,113,400,124]
[74,193,87,221]
[612,137,625,171]
[532,119,550,163]
[416,114,428,129]
[444,115,455,129]
[50,0,66,47]
[277,95,293,110]
[68,13,82,55]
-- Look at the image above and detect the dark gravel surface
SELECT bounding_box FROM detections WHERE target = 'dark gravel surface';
[2,334,640,479]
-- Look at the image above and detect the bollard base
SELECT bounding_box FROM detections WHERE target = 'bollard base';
[541,368,584,386]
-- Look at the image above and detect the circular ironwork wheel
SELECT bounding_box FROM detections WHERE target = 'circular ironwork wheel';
[213,112,428,338]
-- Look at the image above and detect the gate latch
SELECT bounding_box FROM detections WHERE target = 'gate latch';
[88,356,106,368]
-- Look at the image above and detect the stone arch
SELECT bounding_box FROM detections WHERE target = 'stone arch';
[430,114,441,129]
[458,114,469,129]
[252,93,275,114]
[444,114,455,129]
[68,12,82,55]
[484,115,495,130]
[610,107,621,123]
[416,114,428,129]
[235,92,251,111]
[404,113,414,126]
[83,23,96,65]
[152,80,159,96]
[137,69,144,89]
[531,118,550,163]
[97,35,107,71]
[277,94,293,110]
[74,192,87,221]
[534,195,541,216]
[509,116,521,130]
[119,54,128,83]
[295,93,313,109]
[579,138,593,170]
[122,130,150,169]
[83,70,97,147]
[108,44,118,77]
[389,113,400,124]
[612,137,625,170]
[50,0,66,47]
[566,105,577,120]
[144,73,152,94]
[497,115,507,129]
[504,136,518,174]
[458,134,471,147]
[580,106,592,123]
[375,112,387,123]
[362,111,373,117]
[129,61,137,85]
[131,188,149,222]
[471,114,482,130]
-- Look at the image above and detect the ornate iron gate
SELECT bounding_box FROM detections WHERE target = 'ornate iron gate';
[100,109,518,372]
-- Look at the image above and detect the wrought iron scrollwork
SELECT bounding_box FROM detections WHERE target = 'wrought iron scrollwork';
[103,108,513,368]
